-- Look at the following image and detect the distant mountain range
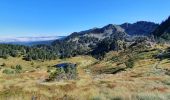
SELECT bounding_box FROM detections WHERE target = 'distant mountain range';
[52,21,158,49]
[1,16,170,60]
[2,18,170,48]
[0,21,159,46]
[0,36,65,46]
[50,21,160,58]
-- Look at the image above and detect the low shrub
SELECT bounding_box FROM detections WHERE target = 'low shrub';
[125,58,134,68]
[15,65,22,73]
[111,56,119,62]
[3,69,14,74]
[3,65,23,74]
[48,63,78,81]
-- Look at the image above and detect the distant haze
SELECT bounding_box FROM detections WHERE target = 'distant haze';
[0,36,64,43]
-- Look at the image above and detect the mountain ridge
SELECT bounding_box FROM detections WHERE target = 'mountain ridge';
[120,21,159,36]
[52,21,158,48]
[153,16,170,40]
[51,21,158,58]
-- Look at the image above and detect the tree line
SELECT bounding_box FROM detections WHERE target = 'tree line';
[0,37,124,61]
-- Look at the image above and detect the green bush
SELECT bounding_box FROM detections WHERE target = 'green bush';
[3,69,14,74]
[15,65,22,73]
[16,65,22,70]
[125,58,134,68]
[48,63,78,81]
[2,65,23,74]
[111,56,119,62]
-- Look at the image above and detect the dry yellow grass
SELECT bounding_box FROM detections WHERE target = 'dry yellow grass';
[0,51,170,100]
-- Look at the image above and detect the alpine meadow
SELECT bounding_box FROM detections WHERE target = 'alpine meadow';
[0,0,170,100]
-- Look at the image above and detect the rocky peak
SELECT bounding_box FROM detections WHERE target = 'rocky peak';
[120,21,158,36]
[103,24,125,32]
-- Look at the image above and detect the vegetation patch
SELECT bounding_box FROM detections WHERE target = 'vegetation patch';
[2,65,23,74]
[15,65,23,73]
[111,56,120,62]
[47,63,78,81]
[125,58,135,68]
[2,69,15,74]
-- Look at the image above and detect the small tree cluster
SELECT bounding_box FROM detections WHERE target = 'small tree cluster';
[0,44,26,59]
[125,58,135,68]
[48,63,77,81]
[91,37,120,59]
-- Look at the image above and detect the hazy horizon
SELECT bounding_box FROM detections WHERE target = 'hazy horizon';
[0,0,170,37]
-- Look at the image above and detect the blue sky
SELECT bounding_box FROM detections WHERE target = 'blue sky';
[0,0,170,37]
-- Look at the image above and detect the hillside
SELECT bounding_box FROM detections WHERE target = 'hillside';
[153,16,170,41]
[51,21,158,58]
[52,24,127,47]
[0,44,170,100]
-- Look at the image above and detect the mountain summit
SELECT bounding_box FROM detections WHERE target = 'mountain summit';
[51,21,158,58]
[120,21,159,36]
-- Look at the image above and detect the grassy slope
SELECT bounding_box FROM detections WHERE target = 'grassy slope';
[0,48,170,100]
